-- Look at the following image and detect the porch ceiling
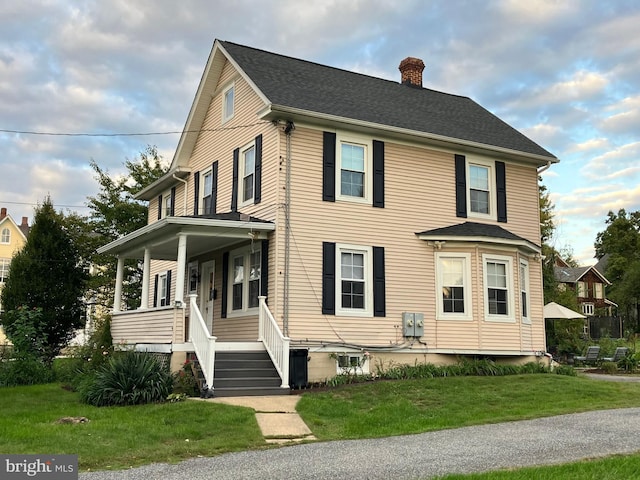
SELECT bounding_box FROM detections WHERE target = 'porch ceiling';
[97,216,275,260]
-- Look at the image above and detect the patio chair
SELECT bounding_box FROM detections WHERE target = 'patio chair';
[574,346,600,365]
[603,347,628,363]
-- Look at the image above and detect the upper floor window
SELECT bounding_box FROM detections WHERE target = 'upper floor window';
[240,143,256,206]
[336,134,372,203]
[468,160,496,218]
[455,155,506,222]
[582,303,594,316]
[163,190,173,218]
[222,83,234,123]
[1,228,9,244]
[577,281,587,298]
[435,252,472,321]
[483,254,515,322]
[520,259,530,324]
[202,169,213,214]
[594,282,604,299]
[0,258,10,283]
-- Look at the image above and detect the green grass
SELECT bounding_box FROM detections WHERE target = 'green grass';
[296,374,640,440]
[437,453,640,479]
[0,383,264,471]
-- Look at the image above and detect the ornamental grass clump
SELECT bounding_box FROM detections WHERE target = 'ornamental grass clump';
[79,351,173,406]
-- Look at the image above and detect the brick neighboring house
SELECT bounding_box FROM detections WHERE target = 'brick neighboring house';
[98,40,558,395]
[0,207,30,344]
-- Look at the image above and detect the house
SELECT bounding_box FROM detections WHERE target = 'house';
[553,257,615,316]
[97,40,558,396]
[0,207,30,344]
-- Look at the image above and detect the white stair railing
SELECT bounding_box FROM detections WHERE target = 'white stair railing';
[258,296,290,388]
[188,294,216,394]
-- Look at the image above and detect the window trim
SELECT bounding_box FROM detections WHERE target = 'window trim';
[335,243,373,317]
[0,257,10,283]
[222,83,235,123]
[335,133,373,204]
[467,158,497,220]
[520,258,531,324]
[158,271,169,307]
[435,252,473,321]
[162,189,173,218]
[1,228,10,244]
[226,244,261,317]
[482,254,515,322]
[577,281,587,298]
[201,168,214,215]
[594,282,604,299]
[582,303,594,316]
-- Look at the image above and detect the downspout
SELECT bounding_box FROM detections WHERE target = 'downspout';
[173,174,188,216]
[537,160,552,175]
[283,121,295,336]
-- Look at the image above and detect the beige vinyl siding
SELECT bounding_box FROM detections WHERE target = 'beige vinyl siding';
[112,307,175,344]
[148,259,177,308]
[280,126,545,352]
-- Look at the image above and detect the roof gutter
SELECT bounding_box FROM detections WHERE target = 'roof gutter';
[135,166,191,201]
[258,104,559,167]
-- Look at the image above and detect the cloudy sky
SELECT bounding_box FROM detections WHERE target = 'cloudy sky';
[1,0,639,265]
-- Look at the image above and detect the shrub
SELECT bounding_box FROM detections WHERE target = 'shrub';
[618,351,639,372]
[79,351,173,406]
[0,355,55,387]
[172,360,200,396]
[600,361,619,375]
[553,364,577,376]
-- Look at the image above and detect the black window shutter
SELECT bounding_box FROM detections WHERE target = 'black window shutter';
[496,161,507,223]
[157,194,163,220]
[211,161,218,214]
[254,135,262,204]
[322,132,336,202]
[373,246,386,317]
[373,140,385,208]
[261,239,269,297]
[231,149,239,212]
[322,242,336,314]
[153,274,159,307]
[193,171,200,215]
[166,270,172,306]
[221,252,229,318]
[170,186,176,216]
[455,154,467,218]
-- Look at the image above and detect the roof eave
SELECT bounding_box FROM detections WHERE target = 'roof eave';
[415,233,541,254]
[259,104,559,167]
[135,166,192,200]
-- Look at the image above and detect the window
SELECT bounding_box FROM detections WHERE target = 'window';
[520,259,530,324]
[1,228,9,244]
[222,83,234,122]
[202,169,213,214]
[436,253,472,320]
[577,281,587,298]
[158,272,169,307]
[467,160,495,218]
[228,245,261,314]
[594,283,604,299]
[336,244,373,316]
[164,191,173,218]
[336,134,372,203]
[240,144,256,205]
[0,258,10,283]
[335,353,370,375]
[483,254,515,322]
[582,303,594,316]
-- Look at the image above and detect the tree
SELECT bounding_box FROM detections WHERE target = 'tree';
[594,209,640,330]
[85,145,168,310]
[0,197,87,363]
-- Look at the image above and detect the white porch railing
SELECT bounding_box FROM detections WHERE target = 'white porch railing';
[188,294,216,393]
[258,296,290,388]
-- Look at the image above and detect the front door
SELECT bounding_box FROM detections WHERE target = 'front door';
[199,261,215,333]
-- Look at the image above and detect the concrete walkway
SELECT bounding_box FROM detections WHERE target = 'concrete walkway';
[199,395,316,444]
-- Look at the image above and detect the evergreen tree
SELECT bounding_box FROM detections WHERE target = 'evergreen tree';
[1,197,87,362]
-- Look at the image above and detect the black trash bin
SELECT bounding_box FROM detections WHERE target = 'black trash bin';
[289,349,309,389]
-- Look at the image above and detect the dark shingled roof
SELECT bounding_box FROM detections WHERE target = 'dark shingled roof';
[221,41,556,159]
[417,221,539,247]
[554,266,590,283]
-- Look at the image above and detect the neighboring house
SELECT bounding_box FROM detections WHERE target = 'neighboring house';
[98,40,558,395]
[553,257,616,316]
[0,207,30,344]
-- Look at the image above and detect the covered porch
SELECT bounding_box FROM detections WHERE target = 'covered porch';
[97,213,290,396]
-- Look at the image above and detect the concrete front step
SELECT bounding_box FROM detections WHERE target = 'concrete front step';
[215,377,282,388]
[213,386,291,397]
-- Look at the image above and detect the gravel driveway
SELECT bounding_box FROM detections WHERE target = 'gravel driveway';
[80,407,640,480]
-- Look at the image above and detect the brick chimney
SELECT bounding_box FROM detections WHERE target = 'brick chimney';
[399,57,425,87]
[21,217,28,228]
[0,207,6,220]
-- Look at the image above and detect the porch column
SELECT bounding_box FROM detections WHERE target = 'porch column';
[139,248,151,310]
[114,256,124,312]
[175,234,187,306]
